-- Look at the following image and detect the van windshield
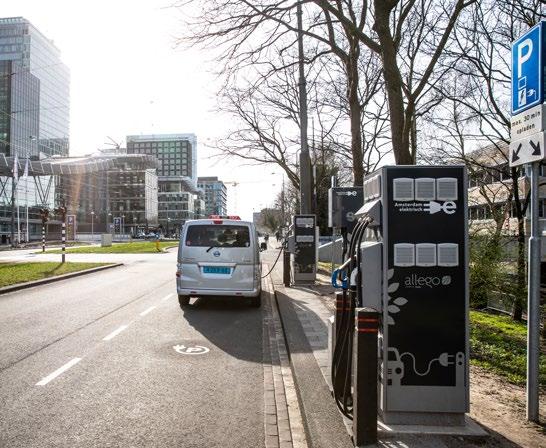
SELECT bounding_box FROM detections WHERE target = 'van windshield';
[185,225,251,248]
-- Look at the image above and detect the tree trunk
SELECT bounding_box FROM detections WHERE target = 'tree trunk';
[346,39,364,185]
[373,1,413,165]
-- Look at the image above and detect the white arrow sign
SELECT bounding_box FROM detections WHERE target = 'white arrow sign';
[509,131,545,167]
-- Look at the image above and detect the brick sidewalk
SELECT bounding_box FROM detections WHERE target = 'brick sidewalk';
[262,267,308,448]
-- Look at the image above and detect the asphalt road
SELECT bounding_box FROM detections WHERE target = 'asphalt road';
[0,250,265,447]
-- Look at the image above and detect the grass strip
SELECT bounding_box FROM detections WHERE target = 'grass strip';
[0,262,110,288]
[470,310,546,387]
[44,241,178,254]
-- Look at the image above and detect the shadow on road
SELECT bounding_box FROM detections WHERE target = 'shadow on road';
[179,295,263,364]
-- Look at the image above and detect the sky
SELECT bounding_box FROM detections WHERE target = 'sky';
[3,0,284,220]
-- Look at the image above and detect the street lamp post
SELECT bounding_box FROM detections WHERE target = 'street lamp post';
[122,215,125,239]
[296,1,312,214]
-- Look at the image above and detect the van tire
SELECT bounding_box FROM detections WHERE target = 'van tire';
[178,295,190,308]
[250,292,262,308]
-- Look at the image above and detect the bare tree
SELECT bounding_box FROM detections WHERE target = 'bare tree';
[425,0,546,320]
[311,0,477,164]
[176,0,388,185]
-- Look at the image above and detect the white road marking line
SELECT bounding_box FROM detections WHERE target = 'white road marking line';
[161,293,174,302]
[102,324,129,341]
[140,306,156,316]
[36,357,82,386]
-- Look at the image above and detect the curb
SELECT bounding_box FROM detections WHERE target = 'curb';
[0,263,124,295]
[273,285,353,448]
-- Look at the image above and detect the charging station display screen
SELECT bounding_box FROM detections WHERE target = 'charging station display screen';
[384,167,467,396]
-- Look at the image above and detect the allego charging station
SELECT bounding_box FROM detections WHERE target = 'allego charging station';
[330,165,469,436]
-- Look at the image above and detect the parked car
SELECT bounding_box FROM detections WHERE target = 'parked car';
[176,217,262,308]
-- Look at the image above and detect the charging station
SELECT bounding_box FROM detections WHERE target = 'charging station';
[290,214,317,284]
[330,165,469,434]
[328,186,364,233]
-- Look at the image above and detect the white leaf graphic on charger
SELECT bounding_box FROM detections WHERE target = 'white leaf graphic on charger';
[393,297,407,306]
[387,316,395,325]
[387,269,394,280]
[388,305,400,313]
[388,283,399,293]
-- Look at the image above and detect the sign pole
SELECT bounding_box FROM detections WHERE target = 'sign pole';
[527,162,541,422]
[511,21,545,422]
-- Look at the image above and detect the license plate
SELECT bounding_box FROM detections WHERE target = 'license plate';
[203,266,231,274]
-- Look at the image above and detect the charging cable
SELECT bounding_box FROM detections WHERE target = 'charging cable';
[261,245,284,279]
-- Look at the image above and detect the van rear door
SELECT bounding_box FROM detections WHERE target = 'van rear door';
[179,222,255,291]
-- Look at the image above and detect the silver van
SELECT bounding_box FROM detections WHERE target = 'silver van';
[176,218,262,308]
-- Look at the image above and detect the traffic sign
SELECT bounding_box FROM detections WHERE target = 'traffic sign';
[511,22,544,115]
[509,131,545,167]
[511,104,546,140]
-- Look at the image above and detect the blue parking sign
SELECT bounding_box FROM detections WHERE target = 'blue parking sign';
[512,22,545,115]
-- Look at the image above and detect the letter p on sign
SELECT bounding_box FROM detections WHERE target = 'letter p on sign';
[518,38,533,77]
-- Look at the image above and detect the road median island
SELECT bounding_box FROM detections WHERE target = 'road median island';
[0,261,122,293]
[41,241,179,254]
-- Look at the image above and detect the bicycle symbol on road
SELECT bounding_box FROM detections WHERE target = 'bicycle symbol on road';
[173,344,210,355]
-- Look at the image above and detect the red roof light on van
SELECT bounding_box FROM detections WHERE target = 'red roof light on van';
[212,219,223,224]
[208,214,241,221]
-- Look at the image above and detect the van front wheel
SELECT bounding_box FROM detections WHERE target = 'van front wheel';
[178,295,190,308]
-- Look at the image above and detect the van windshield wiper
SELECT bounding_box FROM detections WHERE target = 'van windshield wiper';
[206,246,217,253]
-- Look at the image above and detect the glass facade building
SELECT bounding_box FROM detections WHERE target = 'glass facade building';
[0,17,69,242]
[0,17,70,158]
[55,156,158,236]
[197,176,228,216]
[127,134,199,233]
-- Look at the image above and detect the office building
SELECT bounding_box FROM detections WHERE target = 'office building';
[197,176,227,216]
[127,134,200,232]
[0,17,70,158]
[0,17,70,242]
[54,153,159,236]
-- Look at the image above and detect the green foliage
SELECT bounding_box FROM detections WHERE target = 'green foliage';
[469,233,504,309]
[470,311,546,387]
[44,241,178,254]
[0,262,109,287]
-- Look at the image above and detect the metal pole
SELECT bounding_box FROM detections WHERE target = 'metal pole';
[297,2,312,214]
[353,307,379,445]
[61,220,66,263]
[10,177,14,247]
[91,213,94,241]
[25,179,28,243]
[527,162,541,422]
[42,223,45,253]
[331,176,337,272]
[25,157,29,243]
[16,181,20,244]
[281,176,285,227]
